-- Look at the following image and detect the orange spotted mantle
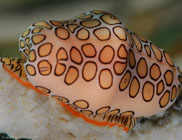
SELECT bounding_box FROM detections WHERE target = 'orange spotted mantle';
[1,10,182,132]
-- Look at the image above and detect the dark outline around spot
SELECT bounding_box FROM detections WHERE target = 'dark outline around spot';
[26,64,36,76]
[142,81,155,102]
[93,27,111,41]
[54,63,66,76]
[38,43,53,57]
[129,76,140,98]
[131,33,143,52]
[164,70,174,87]
[76,28,90,40]
[163,51,174,67]
[150,43,163,62]
[144,44,151,57]
[31,34,46,45]
[113,61,127,76]
[73,100,89,109]
[81,43,97,58]
[99,45,115,64]
[135,33,148,43]
[51,95,70,103]
[107,109,120,116]
[117,44,128,59]
[80,19,101,28]
[149,63,161,81]
[64,66,79,85]
[100,14,121,25]
[28,49,36,62]
[99,68,113,90]
[37,60,52,76]
[119,111,135,116]
[55,27,70,40]
[77,14,93,19]
[80,110,94,115]
[136,57,148,79]
[82,61,98,82]
[33,21,53,29]
[127,31,134,48]
[159,90,170,108]
[32,27,44,34]
[119,70,132,91]
[35,85,51,94]
[129,49,136,69]
[70,46,83,65]
[96,106,111,115]
[156,80,164,96]
[171,85,177,102]
[22,28,31,38]
[49,20,64,27]
[56,47,68,61]
[113,26,127,41]
[66,23,80,33]
[23,48,29,56]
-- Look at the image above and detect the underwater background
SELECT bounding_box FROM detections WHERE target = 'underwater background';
[0,0,181,139]
[0,0,181,65]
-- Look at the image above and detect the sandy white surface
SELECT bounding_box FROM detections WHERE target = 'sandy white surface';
[0,65,182,140]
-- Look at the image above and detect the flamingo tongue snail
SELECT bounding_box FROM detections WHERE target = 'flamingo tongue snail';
[0,10,182,132]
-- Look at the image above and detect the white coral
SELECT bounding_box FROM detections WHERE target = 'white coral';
[0,66,182,140]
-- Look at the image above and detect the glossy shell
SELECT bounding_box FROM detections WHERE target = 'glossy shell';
[19,10,182,119]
